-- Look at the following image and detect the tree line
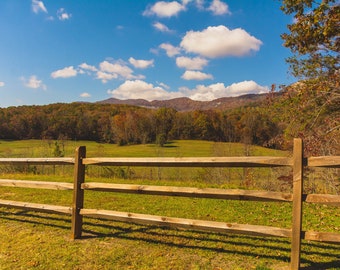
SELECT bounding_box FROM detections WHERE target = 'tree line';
[0,102,281,148]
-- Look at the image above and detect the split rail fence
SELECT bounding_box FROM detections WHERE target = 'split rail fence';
[0,138,339,270]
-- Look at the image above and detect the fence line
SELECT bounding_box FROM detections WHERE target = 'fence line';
[0,138,339,270]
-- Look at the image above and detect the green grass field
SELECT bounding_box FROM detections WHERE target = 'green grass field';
[0,140,339,269]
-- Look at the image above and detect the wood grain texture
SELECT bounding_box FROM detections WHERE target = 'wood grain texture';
[0,179,73,190]
[82,182,293,202]
[0,199,71,215]
[307,156,340,168]
[80,208,292,238]
[82,156,292,167]
[0,157,74,165]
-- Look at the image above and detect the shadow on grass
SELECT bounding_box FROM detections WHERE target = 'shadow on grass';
[147,141,178,148]
[1,209,339,269]
[0,210,71,230]
[300,261,340,270]
[82,219,340,269]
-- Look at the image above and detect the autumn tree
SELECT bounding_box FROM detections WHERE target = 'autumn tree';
[154,108,176,145]
[279,0,339,155]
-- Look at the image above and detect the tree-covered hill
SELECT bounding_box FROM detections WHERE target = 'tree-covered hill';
[0,100,281,149]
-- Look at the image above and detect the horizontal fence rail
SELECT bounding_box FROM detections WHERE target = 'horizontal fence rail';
[81,182,294,202]
[0,157,75,165]
[0,179,73,190]
[80,208,292,238]
[0,139,339,270]
[307,156,340,167]
[0,199,72,215]
[82,156,293,167]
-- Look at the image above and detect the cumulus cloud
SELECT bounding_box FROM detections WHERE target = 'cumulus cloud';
[208,0,231,15]
[22,75,47,90]
[80,92,91,98]
[106,79,268,101]
[100,61,132,77]
[95,60,145,83]
[78,63,97,72]
[54,60,145,83]
[181,70,213,80]
[158,82,170,89]
[0,81,4,87]
[107,80,183,101]
[51,66,77,78]
[159,43,181,57]
[180,25,262,58]
[97,71,117,83]
[176,56,208,70]
[180,80,268,100]
[129,57,154,69]
[57,8,72,21]
[32,0,47,14]
[190,0,204,9]
[153,22,173,33]
[98,60,144,81]
[143,1,186,17]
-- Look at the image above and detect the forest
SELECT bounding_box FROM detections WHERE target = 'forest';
[0,100,280,148]
[0,78,338,157]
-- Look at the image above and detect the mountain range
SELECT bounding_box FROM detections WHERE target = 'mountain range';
[97,93,272,112]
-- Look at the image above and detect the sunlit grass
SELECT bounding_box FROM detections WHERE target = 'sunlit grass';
[0,139,289,158]
[0,140,339,269]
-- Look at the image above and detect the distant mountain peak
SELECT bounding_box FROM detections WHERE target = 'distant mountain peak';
[97,94,269,111]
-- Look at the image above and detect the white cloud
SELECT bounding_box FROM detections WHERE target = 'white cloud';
[180,25,262,58]
[194,0,204,10]
[107,79,268,101]
[129,57,154,69]
[158,82,170,90]
[144,1,186,17]
[80,92,91,98]
[208,0,231,15]
[180,80,269,101]
[100,60,138,79]
[32,0,48,14]
[176,56,208,70]
[153,22,173,33]
[181,70,213,80]
[22,75,47,90]
[96,60,145,83]
[51,66,77,78]
[96,71,118,83]
[107,80,183,101]
[181,0,191,5]
[159,43,181,57]
[79,63,97,72]
[0,82,4,87]
[57,8,72,21]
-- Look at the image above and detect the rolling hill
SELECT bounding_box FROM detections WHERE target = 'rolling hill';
[97,93,271,111]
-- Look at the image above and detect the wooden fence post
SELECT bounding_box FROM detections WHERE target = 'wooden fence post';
[71,146,86,239]
[290,138,304,269]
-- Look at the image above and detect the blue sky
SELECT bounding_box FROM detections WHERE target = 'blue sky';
[0,0,295,107]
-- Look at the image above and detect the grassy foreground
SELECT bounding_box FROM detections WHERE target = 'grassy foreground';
[0,140,339,269]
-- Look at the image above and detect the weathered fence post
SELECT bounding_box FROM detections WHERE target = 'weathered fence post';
[71,146,86,239]
[290,138,304,269]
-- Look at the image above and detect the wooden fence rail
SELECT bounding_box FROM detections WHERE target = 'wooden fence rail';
[0,138,339,270]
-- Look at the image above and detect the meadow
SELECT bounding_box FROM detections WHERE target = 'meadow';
[0,140,339,269]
